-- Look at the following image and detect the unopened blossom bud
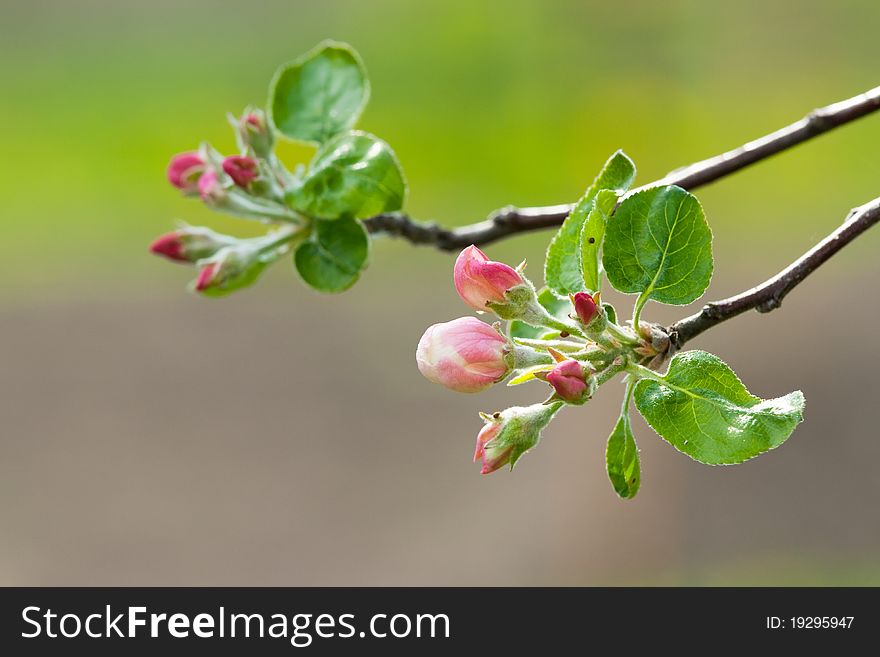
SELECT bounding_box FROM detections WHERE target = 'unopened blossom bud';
[572,291,601,327]
[195,262,220,291]
[473,420,511,474]
[235,108,274,158]
[546,358,594,404]
[149,227,236,264]
[222,155,259,188]
[416,317,512,393]
[167,152,206,193]
[198,169,226,204]
[474,402,564,474]
[191,245,268,297]
[454,245,524,312]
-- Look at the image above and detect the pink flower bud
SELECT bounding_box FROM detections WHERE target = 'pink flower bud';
[243,113,263,129]
[150,232,186,261]
[416,317,511,393]
[149,227,237,264]
[546,359,592,404]
[235,109,274,157]
[454,245,524,312]
[572,291,600,326]
[167,152,206,192]
[474,420,512,474]
[198,169,225,204]
[194,262,219,292]
[222,155,259,188]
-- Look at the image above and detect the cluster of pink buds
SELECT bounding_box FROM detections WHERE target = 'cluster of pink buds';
[152,108,304,296]
[416,245,651,474]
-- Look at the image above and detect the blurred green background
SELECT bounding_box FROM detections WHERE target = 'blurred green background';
[1,0,879,585]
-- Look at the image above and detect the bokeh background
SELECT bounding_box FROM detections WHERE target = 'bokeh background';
[2,0,879,585]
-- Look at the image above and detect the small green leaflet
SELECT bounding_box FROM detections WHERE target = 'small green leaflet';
[293,216,370,292]
[606,412,641,499]
[269,41,369,144]
[544,150,635,297]
[579,189,619,293]
[583,150,637,201]
[288,131,406,220]
[602,302,617,325]
[603,185,713,306]
[633,351,805,465]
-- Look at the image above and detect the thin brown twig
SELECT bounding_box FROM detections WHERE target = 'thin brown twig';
[363,84,880,250]
[666,196,880,351]
[364,85,880,352]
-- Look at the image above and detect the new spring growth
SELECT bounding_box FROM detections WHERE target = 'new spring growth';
[154,41,408,296]
[154,105,308,295]
[417,243,646,472]
[417,147,806,495]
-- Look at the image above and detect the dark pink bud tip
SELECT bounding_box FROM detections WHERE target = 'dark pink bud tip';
[195,262,219,292]
[149,232,185,262]
[573,291,599,326]
[167,152,206,192]
[243,113,263,129]
[222,155,259,188]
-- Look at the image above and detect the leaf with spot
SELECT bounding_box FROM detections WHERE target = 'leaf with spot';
[294,216,370,293]
[544,150,636,296]
[606,407,641,499]
[579,189,619,293]
[288,131,406,220]
[269,40,369,144]
[603,185,712,305]
[633,351,805,465]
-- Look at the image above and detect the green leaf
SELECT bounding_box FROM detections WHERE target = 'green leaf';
[579,189,619,293]
[545,150,635,297]
[269,40,369,144]
[288,131,406,220]
[633,351,805,465]
[602,302,617,325]
[584,150,637,201]
[603,185,713,305]
[293,216,370,292]
[606,412,641,499]
[509,287,569,339]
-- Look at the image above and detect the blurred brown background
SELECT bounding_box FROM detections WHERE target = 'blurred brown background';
[1,0,879,585]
